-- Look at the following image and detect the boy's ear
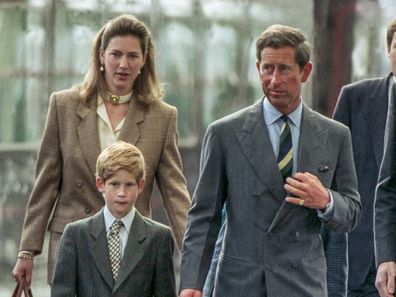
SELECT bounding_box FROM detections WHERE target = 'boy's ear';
[138,178,145,194]
[96,177,105,192]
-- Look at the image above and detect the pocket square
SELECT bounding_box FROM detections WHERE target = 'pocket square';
[318,165,331,172]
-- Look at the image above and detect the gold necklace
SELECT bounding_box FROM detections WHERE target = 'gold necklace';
[102,91,133,104]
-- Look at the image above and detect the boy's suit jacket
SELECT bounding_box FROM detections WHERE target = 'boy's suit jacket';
[180,99,361,297]
[51,209,176,297]
[333,75,391,289]
[19,88,190,280]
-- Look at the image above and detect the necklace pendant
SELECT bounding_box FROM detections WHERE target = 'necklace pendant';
[110,95,120,104]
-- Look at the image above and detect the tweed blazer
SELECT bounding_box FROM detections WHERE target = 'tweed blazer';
[180,100,361,297]
[19,88,190,280]
[51,209,176,297]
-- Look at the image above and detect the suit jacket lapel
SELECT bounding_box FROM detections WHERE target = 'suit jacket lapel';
[235,99,286,203]
[369,75,391,167]
[77,96,101,175]
[113,211,147,293]
[118,98,145,144]
[90,209,114,289]
[298,105,328,173]
[268,105,327,232]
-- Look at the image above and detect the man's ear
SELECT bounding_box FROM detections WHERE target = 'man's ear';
[301,62,313,82]
[96,177,105,192]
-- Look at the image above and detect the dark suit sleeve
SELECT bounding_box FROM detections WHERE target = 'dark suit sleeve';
[153,228,176,297]
[320,225,348,297]
[375,83,396,266]
[50,224,77,297]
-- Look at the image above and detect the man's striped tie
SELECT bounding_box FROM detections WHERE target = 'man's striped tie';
[277,115,293,180]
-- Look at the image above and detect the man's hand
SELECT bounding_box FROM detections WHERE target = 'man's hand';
[376,261,396,297]
[179,289,202,297]
[284,172,330,209]
[12,258,33,287]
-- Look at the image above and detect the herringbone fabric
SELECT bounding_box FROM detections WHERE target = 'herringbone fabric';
[108,220,123,280]
[277,115,293,180]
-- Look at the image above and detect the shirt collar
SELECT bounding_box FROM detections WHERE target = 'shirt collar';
[263,97,303,128]
[103,205,135,235]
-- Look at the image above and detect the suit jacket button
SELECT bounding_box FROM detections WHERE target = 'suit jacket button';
[76,182,83,188]
[291,263,299,268]
[85,207,92,214]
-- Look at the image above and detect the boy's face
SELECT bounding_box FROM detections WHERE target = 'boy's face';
[96,169,145,219]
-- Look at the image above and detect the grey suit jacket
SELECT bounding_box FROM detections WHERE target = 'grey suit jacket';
[180,99,361,297]
[51,209,176,297]
[19,88,190,280]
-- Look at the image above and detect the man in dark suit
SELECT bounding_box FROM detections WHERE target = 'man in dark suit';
[333,17,396,295]
[179,24,361,297]
[51,141,176,297]
[373,17,396,297]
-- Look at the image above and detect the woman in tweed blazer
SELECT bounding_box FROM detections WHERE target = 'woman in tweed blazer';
[12,14,191,287]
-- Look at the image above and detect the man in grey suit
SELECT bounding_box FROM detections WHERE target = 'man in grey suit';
[179,24,361,297]
[373,17,396,297]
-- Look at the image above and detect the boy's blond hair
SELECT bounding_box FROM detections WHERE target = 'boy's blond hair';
[96,141,146,182]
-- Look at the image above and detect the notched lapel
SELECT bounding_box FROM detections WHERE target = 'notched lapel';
[369,76,390,167]
[113,212,147,293]
[118,98,144,145]
[236,100,286,203]
[77,98,101,176]
[90,211,114,289]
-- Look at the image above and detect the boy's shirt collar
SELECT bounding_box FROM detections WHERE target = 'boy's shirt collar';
[103,206,135,235]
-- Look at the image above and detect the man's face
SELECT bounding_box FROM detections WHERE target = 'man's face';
[256,46,312,115]
[389,32,396,75]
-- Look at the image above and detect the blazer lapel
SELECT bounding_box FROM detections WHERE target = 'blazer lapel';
[113,211,147,293]
[90,209,114,289]
[77,97,101,175]
[369,75,391,167]
[235,99,286,203]
[268,105,327,232]
[297,105,328,173]
[118,98,145,145]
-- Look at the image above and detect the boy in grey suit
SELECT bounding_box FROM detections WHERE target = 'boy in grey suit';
[51,141,176,297]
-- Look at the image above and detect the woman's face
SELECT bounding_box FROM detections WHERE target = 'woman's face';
[100,35,145,95]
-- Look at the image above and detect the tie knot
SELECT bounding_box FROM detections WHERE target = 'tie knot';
[111,220,123,233]
[280,115,288,123]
